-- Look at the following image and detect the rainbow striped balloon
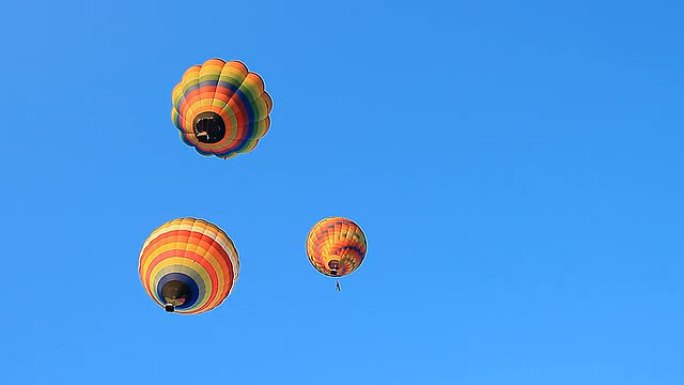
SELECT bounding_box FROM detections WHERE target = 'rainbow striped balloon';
[306,217,367,278]
[171,58,273,159]
[138,218,239,315]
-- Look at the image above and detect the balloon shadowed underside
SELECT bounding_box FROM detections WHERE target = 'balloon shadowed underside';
[171,58,273,159]
[306,217,367,278]
[138,218,240,315]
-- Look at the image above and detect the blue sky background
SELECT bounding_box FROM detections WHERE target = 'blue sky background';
[1,0,683,384]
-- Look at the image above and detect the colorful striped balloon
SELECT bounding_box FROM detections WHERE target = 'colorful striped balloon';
[306,217,367,278]
[138,218,239,315]
[171,58,273,159]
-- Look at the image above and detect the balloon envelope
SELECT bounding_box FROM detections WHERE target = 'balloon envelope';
[171,58,272,159]
[306,217,367,278]
[138,217,239,314]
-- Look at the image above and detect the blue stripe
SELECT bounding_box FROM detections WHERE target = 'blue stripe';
[229,87,255,152]
[156,273,200,310]
[216,81,239,91]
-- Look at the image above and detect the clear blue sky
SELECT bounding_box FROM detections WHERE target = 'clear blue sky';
[1,1,683,384]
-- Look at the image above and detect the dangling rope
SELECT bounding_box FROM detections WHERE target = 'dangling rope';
[336,280,342,291]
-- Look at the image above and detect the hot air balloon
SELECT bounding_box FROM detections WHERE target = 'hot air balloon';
[138,217,239,314]
[171,58,273,159]
[306,217,367,291]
